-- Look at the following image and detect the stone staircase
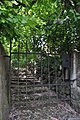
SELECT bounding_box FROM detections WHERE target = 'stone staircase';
[10,68,51,107]
[9,69,80,120]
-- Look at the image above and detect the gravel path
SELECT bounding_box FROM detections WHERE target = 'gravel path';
[9,97,80,120]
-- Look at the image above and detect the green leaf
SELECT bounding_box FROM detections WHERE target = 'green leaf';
[1,18,5,23]
[7,18,13,23]
[27,17,37,27]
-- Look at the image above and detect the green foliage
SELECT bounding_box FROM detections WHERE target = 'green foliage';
[0,0,80,65]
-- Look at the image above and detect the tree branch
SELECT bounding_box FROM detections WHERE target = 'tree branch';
[14,0,37,8]
[0,0,4,4]
[30,0,37,6]
[15,0,26,7]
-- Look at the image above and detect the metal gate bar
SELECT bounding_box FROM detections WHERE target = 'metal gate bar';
[9,39,71,110]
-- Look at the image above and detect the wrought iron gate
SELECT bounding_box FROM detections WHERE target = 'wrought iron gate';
[9,39,71,118]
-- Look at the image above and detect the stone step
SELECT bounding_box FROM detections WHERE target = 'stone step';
[11,81,41,87]
[11,80,34,84]
[11,77,37,80]
[68,118,80,120]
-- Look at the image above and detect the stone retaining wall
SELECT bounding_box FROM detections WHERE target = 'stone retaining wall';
[0,42,10,120]
[71,51,80,113]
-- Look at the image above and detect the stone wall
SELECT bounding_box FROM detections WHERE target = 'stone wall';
[70,51,80,113]
[0,42,10,120]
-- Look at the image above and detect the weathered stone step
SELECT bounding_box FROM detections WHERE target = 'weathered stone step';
[11,76,37,80]
[11,81,41,87]
[68,118,80,120]
[11,95,51,101]
[11,80,34,85]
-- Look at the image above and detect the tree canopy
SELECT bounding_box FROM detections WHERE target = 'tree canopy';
[0,0,80,54]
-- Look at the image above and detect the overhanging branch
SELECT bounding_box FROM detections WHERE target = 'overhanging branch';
[14,0,37,8]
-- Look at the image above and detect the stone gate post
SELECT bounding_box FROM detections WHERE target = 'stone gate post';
[70,50,80,112]
[0,43,9,120]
